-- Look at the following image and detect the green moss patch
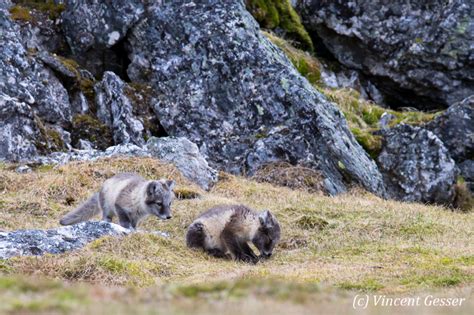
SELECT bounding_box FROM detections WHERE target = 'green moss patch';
[264,31,321,85]
[71,114,113,150]
[14,0,65,20]
[246,0,313,51]
[9,5,32,21]
[34,117,66,154]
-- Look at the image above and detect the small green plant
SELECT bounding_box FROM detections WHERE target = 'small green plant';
[9,5,31,21]
[246,0,314,51]
[14,0,65,20]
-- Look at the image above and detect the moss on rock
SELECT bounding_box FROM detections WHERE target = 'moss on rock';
[264,31,321,85]
[34,118,66,154]
[54,55,96,108]
[9,5,32,21]
[71,114,113,150]
[246,0,313,52]
[14,0,65,20]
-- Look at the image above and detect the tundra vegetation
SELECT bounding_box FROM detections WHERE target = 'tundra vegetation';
[0,158,472,314]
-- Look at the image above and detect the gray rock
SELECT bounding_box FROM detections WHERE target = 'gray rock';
[458,160,474,193]
[147,137,218,190]
[127,0,386,196]
[0,0,11,10]
[78,139,94,150]
[61,0,145,54]
[29,143,150,166]
[0,93,39,162]
[425,96,474,163]
[0,221,131,259]
[15,7,68,54]
[15,165,32,174]
[297,1,474,110]
[379,112,396,129]
[37,51,77,80]
[70,91,90,115]
[377,124,457,204]
[459,160,474,182]
[95,72,145,146]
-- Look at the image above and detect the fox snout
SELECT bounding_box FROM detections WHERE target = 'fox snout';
[157,212,172,220]
[260,252,272,259]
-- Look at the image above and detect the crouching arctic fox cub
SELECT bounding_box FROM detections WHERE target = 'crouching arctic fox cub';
[186,204,281,263]
[60,173,175,229]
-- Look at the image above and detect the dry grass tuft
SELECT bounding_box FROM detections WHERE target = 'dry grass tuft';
[252,162,326,194]
[453,181,474,212]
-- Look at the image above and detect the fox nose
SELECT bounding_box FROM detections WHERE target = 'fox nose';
[166,215,172,220]
[263,252,272,258]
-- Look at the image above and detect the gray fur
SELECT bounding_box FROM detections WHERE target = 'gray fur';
[59,193,100,225]
[59,173,176,229]
[186,204,281,264]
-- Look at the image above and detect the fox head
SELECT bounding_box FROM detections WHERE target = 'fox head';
[145,179,176,220]
[252,210,281,259]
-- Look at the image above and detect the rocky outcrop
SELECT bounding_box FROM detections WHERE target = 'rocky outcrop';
[127,0,386,196]
[61,0,144,54]
[297,0,474,110]
[29,143,151,166]
[147,137,218,191]
[0,6,72,160]
[0,8,71,124]
[0,221,130,259]
[95,72,145,146]
[425,96,473,163]
[378,124,457,204]
[0,94,39,161]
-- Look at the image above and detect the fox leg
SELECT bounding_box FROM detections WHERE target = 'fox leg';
[99,191,114,222]
[240,242,259,262]
[221,227,258,264]
[206,248,230,259]
[115,205,133,229]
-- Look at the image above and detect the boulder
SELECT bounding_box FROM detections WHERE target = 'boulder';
[0,94,39,162]
[297,0,474,110]
[458,160,474,193]
[425,96,474,163]
[377,124,457,204]
[147,137,218,190]
[61,0,145,54]
[127,0,386,196]
[0,221,130,259]
[95,72,145,146]
[28,143,151,166]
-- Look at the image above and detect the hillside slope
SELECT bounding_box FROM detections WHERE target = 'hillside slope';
[0,157,472,314]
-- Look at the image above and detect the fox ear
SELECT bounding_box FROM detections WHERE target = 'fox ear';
[166,180,176,191]
[147,182,159,196]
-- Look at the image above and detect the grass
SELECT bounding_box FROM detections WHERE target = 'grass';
[0,157,472,313]
[264,31,322,85]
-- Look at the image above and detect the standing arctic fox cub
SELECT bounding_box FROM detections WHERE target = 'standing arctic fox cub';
[60,173,175,229]
[186,204,281,264]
